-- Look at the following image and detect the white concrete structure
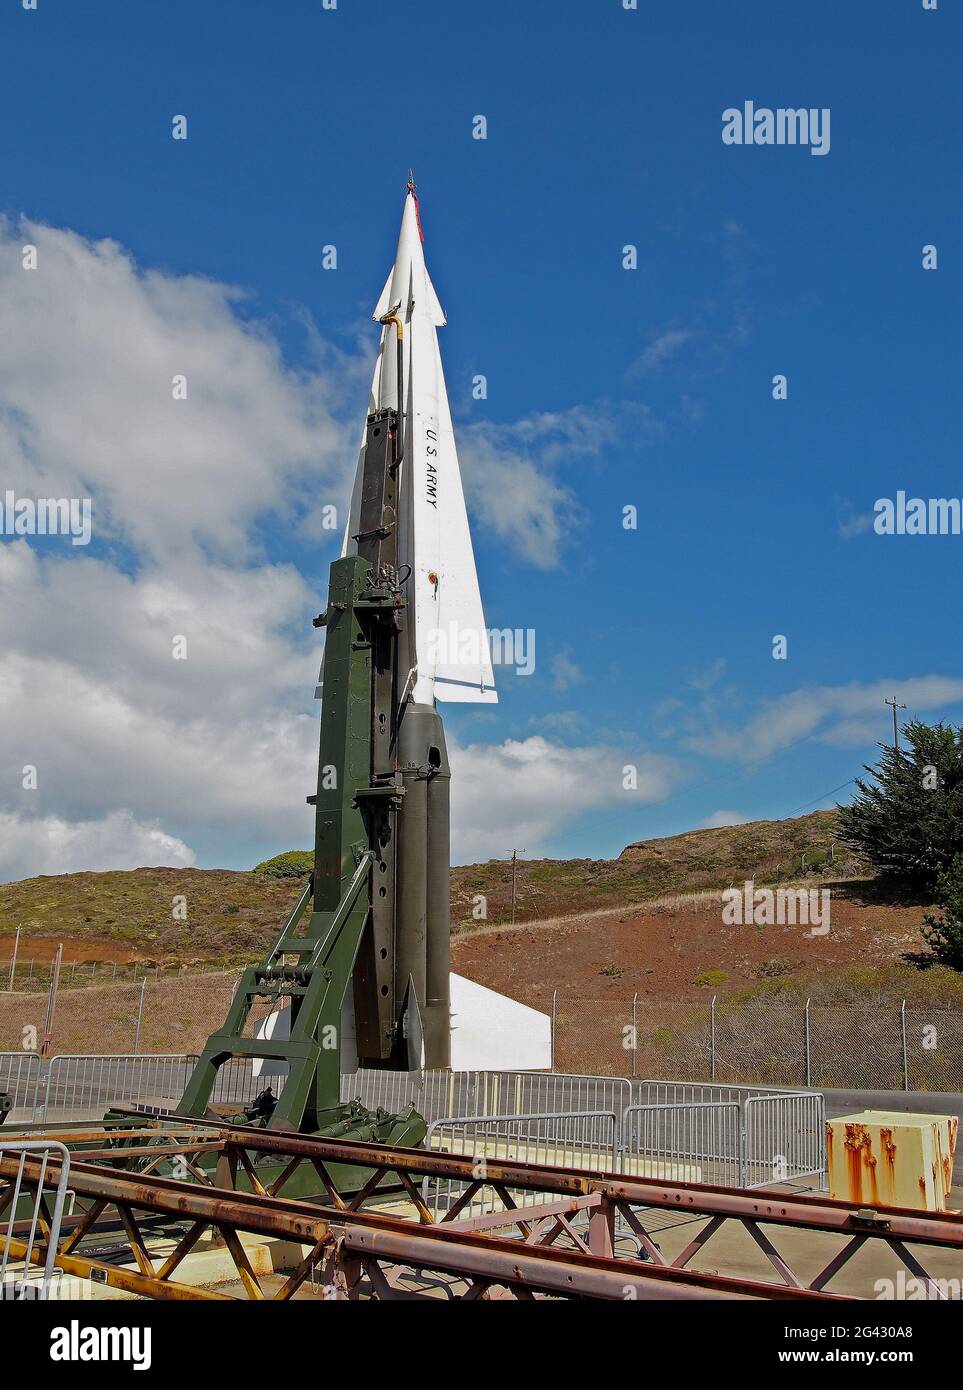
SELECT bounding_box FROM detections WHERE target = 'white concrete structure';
[449,973,551,1071]
[255,972,551,1076]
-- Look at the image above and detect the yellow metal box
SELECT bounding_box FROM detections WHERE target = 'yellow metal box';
[826,1110,958,1211]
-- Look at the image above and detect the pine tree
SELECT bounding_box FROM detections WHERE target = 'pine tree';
[836,721,963,893]
[921,855,963,970]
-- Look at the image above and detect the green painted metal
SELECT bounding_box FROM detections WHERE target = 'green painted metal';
[177,543,420,1144]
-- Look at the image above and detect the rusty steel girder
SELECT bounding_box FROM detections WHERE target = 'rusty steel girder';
[0,1148,832,1302]
[6,1116,963,1301]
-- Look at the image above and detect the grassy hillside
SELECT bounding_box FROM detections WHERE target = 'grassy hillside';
[0,810,858,967]
[451,809,857,929]
[0,867,301,968]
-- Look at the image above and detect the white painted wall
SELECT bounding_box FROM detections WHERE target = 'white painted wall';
[450,973,551,1071]
[255,973,551,1075]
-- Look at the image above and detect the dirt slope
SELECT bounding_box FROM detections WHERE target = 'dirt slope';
[450,881,929,1016]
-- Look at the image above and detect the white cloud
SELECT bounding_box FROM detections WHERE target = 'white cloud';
[448,734,676,862]
[0,219,660,882]
[0,218,350,560]
[690,657,728,692]
[0,811,195,880]
[636,328,693,374]
[457,405,650,569]
[0,545,319,871]
[0,220,353,879]
[699,809,748,829]
[686,676,963,762]
[837,511,874,541]
[550,649,587,692]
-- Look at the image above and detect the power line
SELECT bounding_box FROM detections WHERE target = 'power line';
[786,778,857,818]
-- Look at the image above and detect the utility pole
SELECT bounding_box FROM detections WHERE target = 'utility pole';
[510,849,525,925]
[885,696,907,751]
[8,923,21,991]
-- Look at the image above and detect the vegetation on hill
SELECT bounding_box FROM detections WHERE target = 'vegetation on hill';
[717,960,963,1013]
[452,809,858,930]
[253,850,313,879]
[0,867,301,967]
[0,810,859,967]
[636,960,963,1091]
[921,855,963,971]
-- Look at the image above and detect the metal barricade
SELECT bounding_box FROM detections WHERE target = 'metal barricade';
[422,1109,618,1219]
[744,1091,826,1187]
[13,1052,826,1195]
[1,1139,70,1300]
[341,1069,631,1130]
[621,1101,744,1187]
[626,1080,826,1189]
[340,1067,474,1122]
[632,1078,802,1106]
[0,1053,42,1123]
[480,1072,631,1127]
[41,1054,196,1122]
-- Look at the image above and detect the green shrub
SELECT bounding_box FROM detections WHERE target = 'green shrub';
[253,851,313,879]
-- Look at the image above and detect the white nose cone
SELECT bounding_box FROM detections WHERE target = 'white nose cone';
[345,186,497,706]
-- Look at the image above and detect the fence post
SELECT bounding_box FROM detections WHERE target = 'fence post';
[631,993,638,1079]
[901,999,909,1092]
[134,979,147,1054]
[804,998,811,1088]
[710,995,717,1081]
[550,990,557,1073]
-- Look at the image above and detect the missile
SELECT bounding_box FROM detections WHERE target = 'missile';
[340,178,497,1070]
[344,176,497,707]
[184,182,498,1124]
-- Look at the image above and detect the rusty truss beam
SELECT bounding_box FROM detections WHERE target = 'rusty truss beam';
[0,1148,826,1302]
[6,1114,963,1301]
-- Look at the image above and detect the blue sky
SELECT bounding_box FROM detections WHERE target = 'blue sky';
[0,0,960,875]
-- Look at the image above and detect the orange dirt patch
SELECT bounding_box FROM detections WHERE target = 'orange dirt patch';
[451,886,927,1015]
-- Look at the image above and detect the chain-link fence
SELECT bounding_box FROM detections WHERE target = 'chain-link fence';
[2,967,962,1094]
[0,971,244,1056]
[552,993,963,1091]
[3,960,166,992]
[551,994,711,1079]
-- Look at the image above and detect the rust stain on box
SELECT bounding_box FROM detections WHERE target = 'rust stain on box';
[828,1111,958,1212]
